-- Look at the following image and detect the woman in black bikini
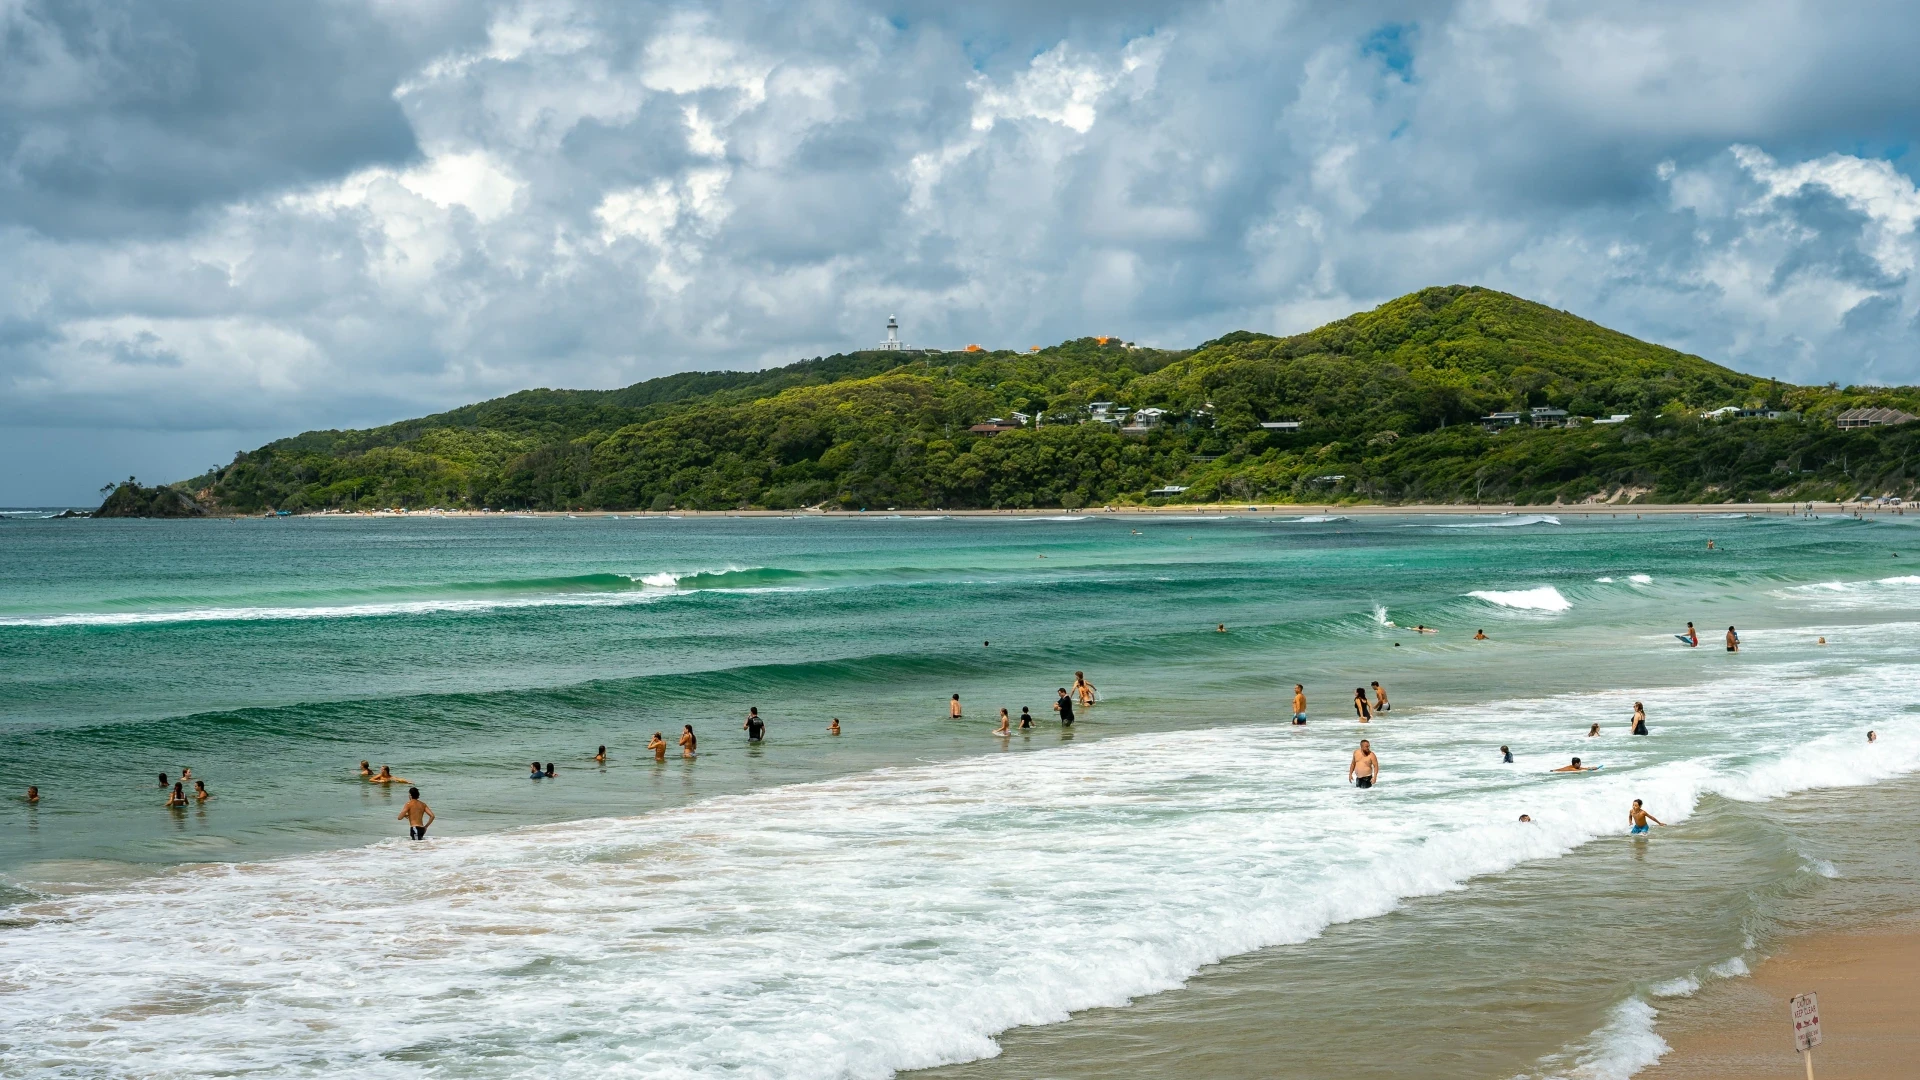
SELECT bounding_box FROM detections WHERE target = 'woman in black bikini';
[1631,702,1649,735]
[1352,688,1372,723]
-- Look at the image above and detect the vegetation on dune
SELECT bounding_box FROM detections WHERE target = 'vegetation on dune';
[115,286,1920,515]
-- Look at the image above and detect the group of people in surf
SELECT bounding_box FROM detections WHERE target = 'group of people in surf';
[157,766,212,807]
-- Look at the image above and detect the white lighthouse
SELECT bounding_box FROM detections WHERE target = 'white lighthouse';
[878,314,906,351]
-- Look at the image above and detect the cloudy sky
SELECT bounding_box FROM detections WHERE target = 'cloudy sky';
[5,0,1920,504]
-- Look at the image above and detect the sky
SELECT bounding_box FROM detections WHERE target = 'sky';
[4,0,1920,505]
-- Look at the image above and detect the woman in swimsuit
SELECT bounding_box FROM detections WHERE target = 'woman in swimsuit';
[1073,672,1097,707]
[193,780,211,801]
[593,745,607,763]
[679,725,697,758]
[1586,723,1600,737]
[1352,688,1372,723]
[994,709,1012,736]
[1631,702,1648,736]
[648,733,668,761]
[166,782,188,808]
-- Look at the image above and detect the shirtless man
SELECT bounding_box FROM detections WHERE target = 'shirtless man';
[1371,681,1390,714]
[1348,740,1380,789]
[397,787,435,840]
[648,732,668,761]
[24,786,38,804]
[828,718,841,735]
[950,694,962,719]
[1473,629,1488,640]
[1725,625,1740,652]
[1292,685,1307,725]
[1627,799,1665,835]
[679,725,697,758]
[359,760,374,778]
[1551,757,1599,772]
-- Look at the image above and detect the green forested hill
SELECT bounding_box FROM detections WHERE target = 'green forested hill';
[149,286,1920,512]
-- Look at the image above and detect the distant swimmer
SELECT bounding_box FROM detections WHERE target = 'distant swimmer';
[950,695,963,719]
[744,708,765,742]
[1073,672,1097,706]
[593,745,607,763]
[158,772,169,788]
[398,787,435,840]
[359,760,373,778]
[649,732,668,761]
[679,725,697,758]
[166,782,188,808]
[1217,623,1227,632]
[984,641,990,647]
[25,785,39,804]
[1054,689,1075,726]
[1371,681,1390,714]
[1352,688,1372,723]
[1678,622,1699,647]
[529,761,544,779]
[1551,757,1599,773]
[545,762,557,778]
[1706,540,1715,550]
[994,709,1011,737]
[1631,702,1648,736]
[370,765,409,784]
[1292,685,1307,725]
[1412,624,1436,634]
[1474,629,1488,640]
[180,767,192,782]
[193,780,210,801]
[1725,625,1740,652]
[1868,730,1877,743]
[1628,798,1665,834]
[1501,745,1513,763]
[1019,707,1034,731]
[1586,723,1601,738]
[1818,636,1827,645]
[1518,814,1532,823]
[1348,739,1380,789]
[828,718,841,736]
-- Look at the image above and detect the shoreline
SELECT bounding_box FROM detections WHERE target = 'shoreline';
[1641,919,1920,1079]
[39,500,1908,520]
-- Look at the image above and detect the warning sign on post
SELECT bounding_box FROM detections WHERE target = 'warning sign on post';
[1791,992,1822,1052]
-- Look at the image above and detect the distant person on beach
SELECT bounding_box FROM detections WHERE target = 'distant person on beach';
[950,695,962,718]
[1725,626,1740,652]
[1628,799,1665,834]
[398,787,435,840]
[1552,757,1598,772]
[1682,622,1699,647]
[994,709,1011,736]
[1348,740,1380,788]
[1352,688,1372,723]
[359,761,374,778]
[679,725,697,758]
[1474,629,1488,640]
[649,733,667,760]
[193,780,210,801]
[1631,702,1649,736]
[1586,723,1601,737]
[1293,685,1307,725]
[1054,689,1075,726]
[166,782,188,807]
[1019,707,1034,730]
[1073,672,1097,706]
[744,708,765,741]
[828,718,841,735]
[593,745,606,763]
[1501,745,1513,763]
[25,786,38,804]
[1371,681,1390,713]
[529,761,544,779]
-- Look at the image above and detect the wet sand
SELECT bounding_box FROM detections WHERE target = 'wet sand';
[1643,922,1920,1079]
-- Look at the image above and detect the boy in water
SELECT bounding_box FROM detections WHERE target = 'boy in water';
[1627,799,1664,834]
[398,787,435,840]
[950,695,962,718]
[1348,740,1379,788]
[1292,685,1307,725]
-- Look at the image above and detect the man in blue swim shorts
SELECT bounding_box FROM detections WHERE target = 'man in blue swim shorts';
[1628,798,1664,835]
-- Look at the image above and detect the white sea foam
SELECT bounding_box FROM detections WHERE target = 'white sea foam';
[1629,574,1653,584]
[0,591,673,628]
[1290,515,1347,523]
[1436,514,1562,529]
[1517,997,1668,1080]
[1469,586,1573,612]
[5,658,1918,1079]
[1595,576,1615,583]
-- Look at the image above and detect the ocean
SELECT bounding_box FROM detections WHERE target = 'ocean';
[1,510,1916,1078]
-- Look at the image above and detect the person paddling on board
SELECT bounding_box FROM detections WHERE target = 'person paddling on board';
[1552,757,1599,773]
[1348,740,1380,789]
[1628,799,1665,834]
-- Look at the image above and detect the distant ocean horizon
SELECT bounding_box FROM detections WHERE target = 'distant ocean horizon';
[3,512,1916,1078]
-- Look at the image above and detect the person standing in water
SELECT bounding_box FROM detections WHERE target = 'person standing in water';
[1073,672,1097,707]
[744,708,766,742]
[950,695,962,719]
[1348,740,1380,788]
[166,782,188,807]
[158,772,169,788]
[1054,688,1075,726]
[1352,688,1372,723]
[25,786,39,804]
[679,725,697,758]
[593,745,607,763]
[398,787,435,840]
[1019,707,1034,731]
[828,718,841,736]
[1474,629,1488,640]
[1500,745,1513,763]
[1682,622,1699,647]
[1371,681,1390,714]
[1725,626,1740,652]
[529,761,545,779]
[1586,723,1601,737]
[1628,799,1665,834]
[1292,685,1308,725]
[648,733,667,761]
[1631,702,1649,735]
[193,780,210,801]
[994,709,1011,736]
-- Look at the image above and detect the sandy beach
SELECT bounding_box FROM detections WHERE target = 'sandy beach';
[1643,921,1920,1078]
[274,500,1897,519]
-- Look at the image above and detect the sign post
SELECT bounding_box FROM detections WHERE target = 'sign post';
[1790,992,1821,1080]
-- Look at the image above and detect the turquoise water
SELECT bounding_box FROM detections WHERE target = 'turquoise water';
[2,511,1917,1077]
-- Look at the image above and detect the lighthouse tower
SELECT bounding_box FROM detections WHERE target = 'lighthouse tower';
[878,315,906,351]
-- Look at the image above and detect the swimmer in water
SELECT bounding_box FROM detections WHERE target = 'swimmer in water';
[1725,625,1740,652]
[1631,702,1648,736]
[1682,622,1699,647]
[1019,707,1034,731]
[1371,681,1390,714]
[593,745,606,763]
[25,785,39,804]
[1628,798,1665,834]
[1818,636,1827,645]
[544,762,557,778]
[1551,757,1598,773]
[371,765,409,784]
[679,725,697,758]
[1500,745,1513,763]
[180,767,192,782]
[828,718,841,735]
[1348,740,1380,789]
[1352,688,1372,723]
[1073,672,1097,706]
[950,694,962,719]
[166,782,188,807]
[1868,730,1877,743]
[1216,623,1226,632]
[398,787,435,840]
[193,780,210,801]
[1519,814,1532,822]
[1474,629,1488,640]
[1413,624,1436,634]
[1054,689,1075,726]
[529,761,544,779]
[744,708,765,742]
[158,772,169,788]
[648,733,667,761]
[1586,723,1601,737]
[359,760,373,778]
[1292,685,1307,725]
[994,709,1011,736]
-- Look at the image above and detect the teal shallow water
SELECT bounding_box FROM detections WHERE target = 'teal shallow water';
[1,512,1917,1077]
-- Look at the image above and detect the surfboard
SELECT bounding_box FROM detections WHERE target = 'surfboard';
[1674,635,1697,646]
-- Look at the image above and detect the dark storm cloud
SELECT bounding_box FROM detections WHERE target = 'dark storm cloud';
[6,0,1920,504]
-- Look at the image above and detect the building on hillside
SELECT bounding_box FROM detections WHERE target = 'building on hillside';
[1592,414,1632,425]
[1088,402,1130,425]
[1148,485,1188,496]
[1260,421,1301,432]
[1701,406,1799,421]
[1836,407,1917,429]
[1123,407,1168,432]
[1481,411,1524,431]
[968,419,1022,435]
[878,315,907,351]
[1528,407,1568,428]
